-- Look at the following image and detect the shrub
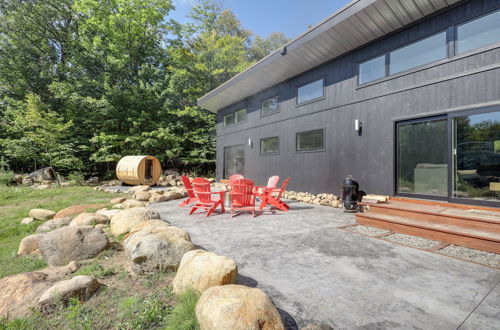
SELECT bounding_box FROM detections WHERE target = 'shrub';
[0,170,15,186]
[67,172,85,184]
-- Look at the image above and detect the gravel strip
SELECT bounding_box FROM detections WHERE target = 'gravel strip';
[382,233,440,249]
[437,245,500,268]
[344,225,390,236]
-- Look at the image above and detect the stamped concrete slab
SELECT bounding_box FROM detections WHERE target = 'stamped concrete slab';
[151,200,500,330]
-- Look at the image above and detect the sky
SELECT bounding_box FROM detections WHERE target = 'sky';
[171,0,351,39]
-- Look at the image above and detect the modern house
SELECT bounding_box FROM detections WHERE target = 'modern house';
[198,0,500,208]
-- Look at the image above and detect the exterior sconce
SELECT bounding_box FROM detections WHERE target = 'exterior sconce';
[355,119,362,136]
[248,138,253,148]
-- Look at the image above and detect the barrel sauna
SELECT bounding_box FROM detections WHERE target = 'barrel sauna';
[116,156,162,186]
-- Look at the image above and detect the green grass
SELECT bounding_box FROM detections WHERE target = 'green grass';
[75,263,116,279]
[0,185,200,330]
[0,186,122,278]
[165,289,200,330]
[0,286,200,330]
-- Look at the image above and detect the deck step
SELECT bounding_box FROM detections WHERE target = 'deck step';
[356,212,500,254]
[360,202,500,233]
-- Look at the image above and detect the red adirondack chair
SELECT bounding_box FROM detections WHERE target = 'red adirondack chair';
[189,178,226,217]
[230,179,256,217]
[179,176,198,207]
[255,175,279,193]
[256,177,290,211]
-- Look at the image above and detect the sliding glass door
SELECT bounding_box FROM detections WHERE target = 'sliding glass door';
[452,109,500,203]
[396,107,500,206]
[223,145,244,179]
[397,117,448,198]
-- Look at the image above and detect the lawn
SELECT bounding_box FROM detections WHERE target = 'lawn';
[0,185,119,278]
[0,185,200,329]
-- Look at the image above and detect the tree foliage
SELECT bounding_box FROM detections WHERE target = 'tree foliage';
[0,0,289,176]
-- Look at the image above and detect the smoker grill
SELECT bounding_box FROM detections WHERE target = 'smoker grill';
[341,175,359,213]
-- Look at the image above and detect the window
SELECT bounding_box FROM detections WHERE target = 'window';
[359,55,386,84]
[297,78,324,104]
[261,96,279,116]
[390,31,447,75]
[296,129,324,151]
[260,137,279,154]
[457,10,500,54]
[223,108,247,127]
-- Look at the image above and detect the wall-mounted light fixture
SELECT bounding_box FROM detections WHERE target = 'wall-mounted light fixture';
[248,138,253,148]
[355,119,362,136]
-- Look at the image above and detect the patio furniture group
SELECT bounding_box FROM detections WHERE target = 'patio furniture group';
[179,174,290,217]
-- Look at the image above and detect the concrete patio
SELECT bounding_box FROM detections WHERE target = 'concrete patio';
[150,199,500,330]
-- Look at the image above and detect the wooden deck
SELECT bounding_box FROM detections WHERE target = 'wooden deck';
[356,198,500,254]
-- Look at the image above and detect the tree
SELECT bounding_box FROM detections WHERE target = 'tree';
[249,32,290,62]
[0,93,82,172]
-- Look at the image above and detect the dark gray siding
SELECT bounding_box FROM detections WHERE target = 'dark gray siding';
[215,0,500,195]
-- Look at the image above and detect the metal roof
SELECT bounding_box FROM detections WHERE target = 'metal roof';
[198,0,461,113]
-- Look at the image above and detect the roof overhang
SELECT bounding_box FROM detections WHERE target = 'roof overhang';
[198,0,461,113]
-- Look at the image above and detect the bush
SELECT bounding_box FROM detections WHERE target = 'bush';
[67,172,85,184]
[0,170,15,186]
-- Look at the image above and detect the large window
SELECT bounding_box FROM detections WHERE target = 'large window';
[261,96,280,116]
[223,145,244,178]
[359,55,386,84]
[297,78,324,104]
[452,110,500,202]
[390,32,447,75]
[457,10,500,54]
[296,129,324,151]
[223,109,247,127]
[260,137,280,154]
[397,117,448,196]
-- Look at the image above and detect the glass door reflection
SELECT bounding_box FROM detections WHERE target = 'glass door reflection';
[453,110,500,202]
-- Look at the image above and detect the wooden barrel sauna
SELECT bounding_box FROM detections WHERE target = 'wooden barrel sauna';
[116,156,162,186]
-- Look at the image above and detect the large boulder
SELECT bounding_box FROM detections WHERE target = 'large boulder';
[0,272,53,319]
[29,209,56,220]
[122,199,146,209]
[28,167,56,183]
[165,191,183,200]
[95,208,121,218]
[133,191,152,201]
[36,217,72,233]
[39,226,108,266]
[149,194,168,203]
[110,207,160,236]
[38,275,101,310]
[172,250,237,294]
[128,185,151,194]
[196,285,285,330]
[18,234,45,255]
[127,219,171,234]
[110,197,126,205]
[124,226,194,274]
[54,204,106,219]
[70,213,109,227]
